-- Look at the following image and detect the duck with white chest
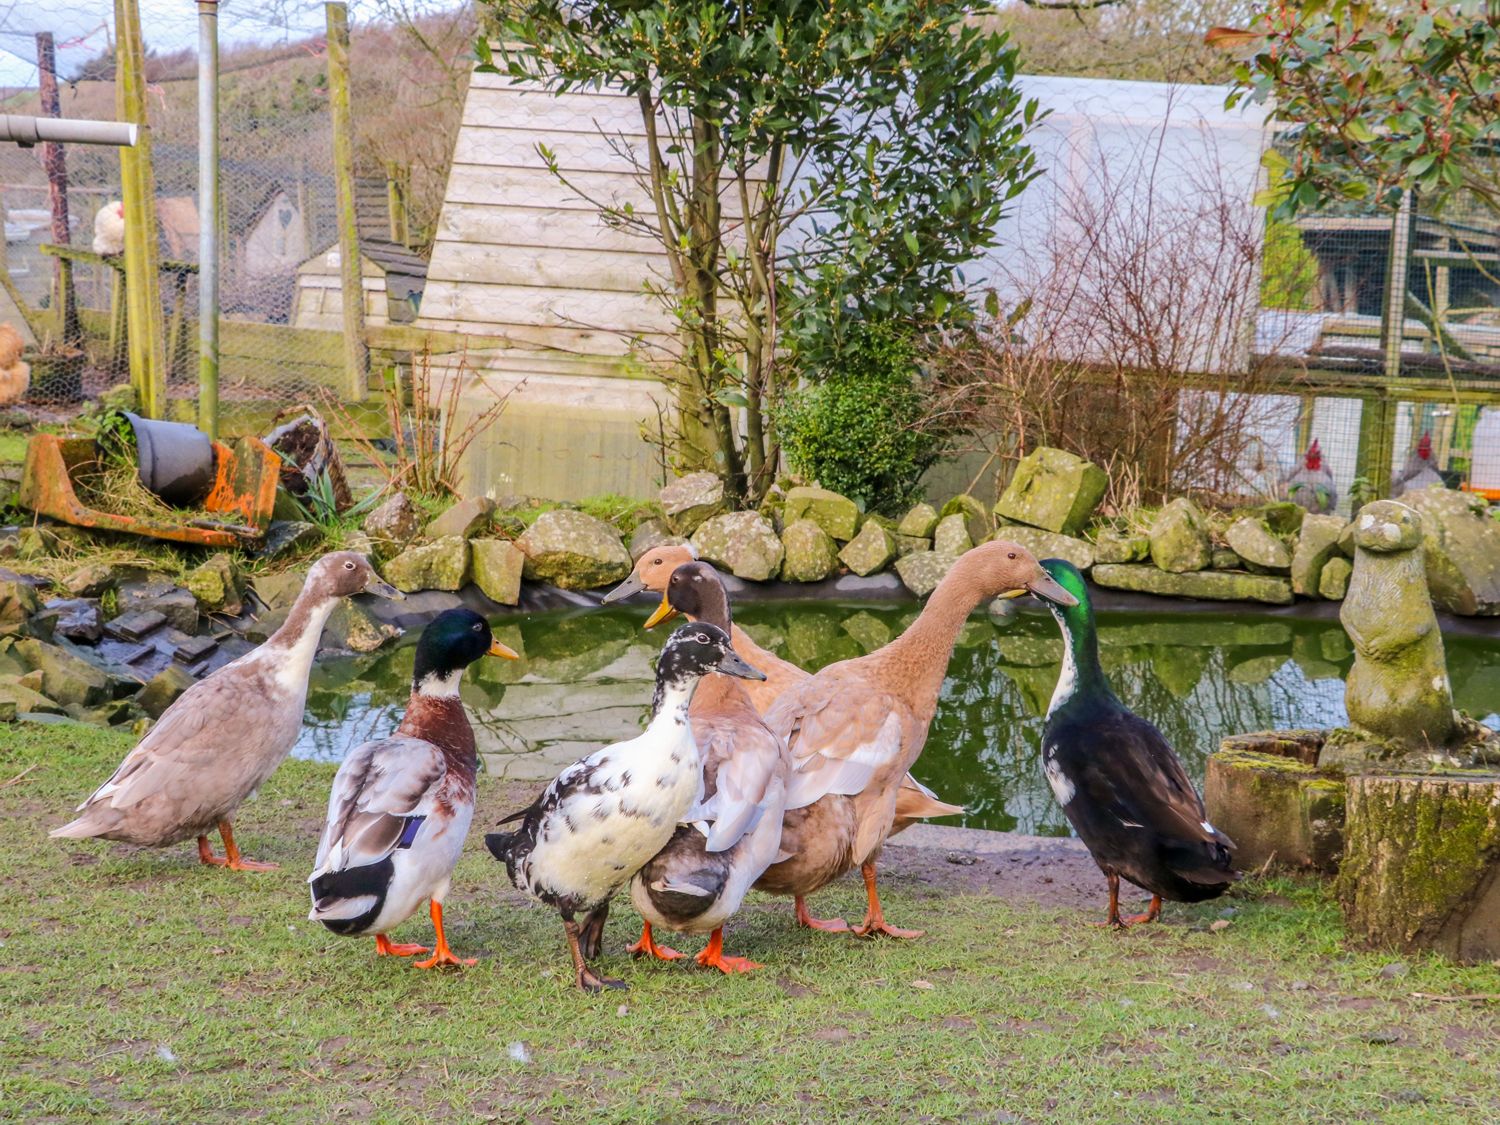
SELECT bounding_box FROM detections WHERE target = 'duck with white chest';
[485,622,765,992]
[309,608,518,968]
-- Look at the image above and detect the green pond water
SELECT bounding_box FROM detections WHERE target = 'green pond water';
[295,602,1500,837]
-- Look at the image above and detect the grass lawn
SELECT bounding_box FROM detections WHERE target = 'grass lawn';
[4,721,1498,1123]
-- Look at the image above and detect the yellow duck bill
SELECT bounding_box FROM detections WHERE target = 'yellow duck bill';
[643,590,679,629]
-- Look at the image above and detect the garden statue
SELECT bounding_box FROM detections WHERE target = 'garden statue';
[1339,500,1453,752]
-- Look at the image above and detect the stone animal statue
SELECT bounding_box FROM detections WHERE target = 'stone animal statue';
[1340,500,1453,752]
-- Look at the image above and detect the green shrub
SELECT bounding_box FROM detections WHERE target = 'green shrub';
[776,323,940,515]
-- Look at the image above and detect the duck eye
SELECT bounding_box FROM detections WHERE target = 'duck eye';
[1007,552,1016,560]
[696,633,710,644]
[473,623,482,631]
[343,560,356,570]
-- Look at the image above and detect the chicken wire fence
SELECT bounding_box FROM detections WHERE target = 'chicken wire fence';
[1,7,416,431]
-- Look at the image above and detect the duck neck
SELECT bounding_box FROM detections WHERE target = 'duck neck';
[263,586,340,677]
[876,556,992,710]
[1048,601,1111,719]
[681,606,753,715]
[649,677,698,733]
[398,671,476,766]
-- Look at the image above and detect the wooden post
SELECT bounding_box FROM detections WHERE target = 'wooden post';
[326,2,368,402]
[115,0,168,417]
[37,32,81,349]
[1380,190,1414,380]
[1354,393,1398,500]
[197,0,221,438]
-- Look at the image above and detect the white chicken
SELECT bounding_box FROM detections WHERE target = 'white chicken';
[1392,431,1445,496]
[0,322,28,406]
[92,200,126,257]
[1281,439,1338,514]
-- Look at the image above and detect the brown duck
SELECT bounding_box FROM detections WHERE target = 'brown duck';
[603,545,963,931]
[761,540,1075,937]
[52,552,402,870]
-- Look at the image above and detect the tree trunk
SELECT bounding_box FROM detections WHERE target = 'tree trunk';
[1337,772,1500,963]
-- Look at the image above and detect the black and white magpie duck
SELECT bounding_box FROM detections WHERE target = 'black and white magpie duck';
[485,621,765,992]
[308,608,517,967]
[1038,558,1240,927]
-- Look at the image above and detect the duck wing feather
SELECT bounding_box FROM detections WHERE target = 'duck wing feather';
[690,716,788,854]
[767,673,912,811]
[310,736,447,880]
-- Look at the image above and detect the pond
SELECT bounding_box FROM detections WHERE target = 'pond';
[295,601,1500,837]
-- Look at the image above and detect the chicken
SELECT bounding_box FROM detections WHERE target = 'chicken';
[1281,439,1337,514]
[0,323,28,406]
[1392,432,1445,496]
[92,200,126,257]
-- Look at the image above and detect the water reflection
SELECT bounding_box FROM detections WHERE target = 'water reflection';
[296,602,1500,835]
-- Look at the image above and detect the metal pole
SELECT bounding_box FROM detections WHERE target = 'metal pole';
[197,0,220,438]
[326,2,369,402]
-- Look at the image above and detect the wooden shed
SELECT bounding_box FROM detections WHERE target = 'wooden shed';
[291,237,429,330]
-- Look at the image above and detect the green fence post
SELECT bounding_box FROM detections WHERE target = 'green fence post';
[326,2,370,403]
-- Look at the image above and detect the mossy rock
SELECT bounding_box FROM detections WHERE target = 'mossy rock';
[0,572,40,637]
[1318,556,1351,600]
[1203,739,1344,872]
[1091,529,1149,565]
[470,539,525,606]
[628,519,688,563]
[838,521,896,578]
[894,534,930,557]
[896,502,939,538]
[1224,518,1292,573]
[1401,486,1500,616]
[780,519,840,583]
[14,638,118,709]
[1210,548,1243,571]
[381,536,472,594]
[1337,771,1500,962]
[425,495,496,540]
[932,513,973,556]
[1290,514,1346,597]
[1148,498,1212,573]
[991,526,1094,572]
[324,599,403,654]
[782,486,860,541]
[659,471,726,536]
[690,511,784,582]
[993,447,1106,535]
[516,510,631,590]
[1234,500,1305,536]
[184,554,242,614]
[1091,563,1293,605]
[893,551,957,597]
[939,495,992,545]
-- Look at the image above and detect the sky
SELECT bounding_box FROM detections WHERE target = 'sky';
[0,2,347,91]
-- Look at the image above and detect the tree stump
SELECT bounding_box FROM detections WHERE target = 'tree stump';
[1337,773,1500,963]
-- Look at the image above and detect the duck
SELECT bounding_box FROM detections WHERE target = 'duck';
[485,622,767,992]
[1036,558,1240,927]
[1281,439,1337,514]
[621,561,791,973]
[52,552,403,869]
[308,608,518,968]
[603,545,963,924]
[760,540,1076,938]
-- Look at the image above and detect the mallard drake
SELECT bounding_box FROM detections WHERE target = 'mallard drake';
[620,561,791,974]
[603,545,963,930]
[52,552,401,870]
[1037,558,1240,927]
[485,622,766,992]
[308,608,518,968]
[760,540,1075,937]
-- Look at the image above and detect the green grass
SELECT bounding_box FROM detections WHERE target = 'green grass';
[4,722,1498,1123]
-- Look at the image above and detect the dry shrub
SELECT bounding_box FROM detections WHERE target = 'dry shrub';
[926,111,1304,509]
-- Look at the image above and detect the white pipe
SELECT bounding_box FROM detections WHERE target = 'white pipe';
[0,115,138,148]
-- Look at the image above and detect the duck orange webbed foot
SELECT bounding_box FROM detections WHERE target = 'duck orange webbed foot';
[793,896,850,933]
[694,929,762,974]
[577,966,628,993]
[627,922,684,962]
[375,933,431,957]
[1122,895,1163,926]
[851,918,925,940]
[411,901,475,969]
[197,825,278,871]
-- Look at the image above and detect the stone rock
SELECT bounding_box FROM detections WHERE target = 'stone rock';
[690,512,784,582]
[1149,498,1212,573]
[324,600,403,654]
[14,638,115,708]
[363,491,423,551]
[839,521,897,577]
[16,526,60,560]
[1225,517,1292,573]
[894,551,957,597]
[40,598,103,644]
[63,563,121,598]
[1237,500,1306,536]
[516,511,631,590]
[1204,735,1344,873]
[939,494,992,546]
[897,503,939,538]
[932,514,973,556]
[628,519,688,563]
[116,578,198,634]
[385,536,473,593]
[0,672,63,715]
[184,554,242,615]
[1211,548,1243,571]
[1092,563,1293,605]
[780,519,840,583]
[782,486,860,541]
[1290,514,1346,597]
[260,520,322,560]
[138,664,196,719]
[895,535,930,557]
[1400,486,1500,615]
[243,569,309,641]
[1091,530,1149,564]
[993,447,1107,535]
[0,571,40,636]
[992,526,1095,572]
[1319,557,1351,600]
[425,495,496,540]
[471,539,525,606]
[659,471,726,535]
[1341,500,1452,749]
